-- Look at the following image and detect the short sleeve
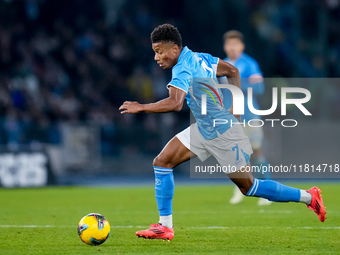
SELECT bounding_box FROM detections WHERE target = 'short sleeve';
[167,63,191,93]
[201,53,219,65]
[247,59,263,77]
[200,53,219,73]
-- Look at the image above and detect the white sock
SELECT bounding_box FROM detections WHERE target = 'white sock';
[159,215,173,228]
[300,190,312,205]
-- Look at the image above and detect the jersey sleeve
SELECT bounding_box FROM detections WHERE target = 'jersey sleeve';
[167,63,191,93]
[242,59,264,95]
[200,53,219,74]
[247,59,263,77]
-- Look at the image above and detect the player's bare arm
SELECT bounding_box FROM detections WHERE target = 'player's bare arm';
[216,59,241,88]
[119,86,186,114]
[217,59,241,120]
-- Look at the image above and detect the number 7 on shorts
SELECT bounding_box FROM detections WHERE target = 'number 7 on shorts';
[232,144,239,161]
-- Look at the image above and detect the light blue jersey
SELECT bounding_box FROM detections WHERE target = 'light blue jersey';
[168,46,238,139]
[223,53,264,122]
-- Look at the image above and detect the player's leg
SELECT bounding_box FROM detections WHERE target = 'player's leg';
[228,126,250,204]
[208,124,326,222]
[152,135,193,229]
[136,127,196,240]
[230,126,270,204]
[153,135,193,169]
[227,167,326,222]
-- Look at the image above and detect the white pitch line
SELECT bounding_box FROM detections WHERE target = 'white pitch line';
[0,225,57,228]
[0,225,339,230]
[191,226,230,229]
[0,225,146,228]
[240,210,293,214]
[191,226,340,230]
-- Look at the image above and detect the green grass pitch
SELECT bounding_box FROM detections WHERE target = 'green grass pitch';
[0,182,339,254]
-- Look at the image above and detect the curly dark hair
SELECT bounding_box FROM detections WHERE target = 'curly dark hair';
[151,24,182,48]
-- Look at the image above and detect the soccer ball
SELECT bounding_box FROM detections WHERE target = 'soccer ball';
[78,213,110,245]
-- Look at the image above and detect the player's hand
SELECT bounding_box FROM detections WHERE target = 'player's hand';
[234,114,241,122]
[119,101,143,114]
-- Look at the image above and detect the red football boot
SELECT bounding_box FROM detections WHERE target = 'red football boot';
[136,223,174,241]
[306,187,326,222]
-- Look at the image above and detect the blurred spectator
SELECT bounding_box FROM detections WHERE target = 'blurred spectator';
[0,0,339,155]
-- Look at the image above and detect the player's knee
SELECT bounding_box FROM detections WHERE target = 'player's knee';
[238,178,254,195]
[153,154,174,169]
[239,187,248,196]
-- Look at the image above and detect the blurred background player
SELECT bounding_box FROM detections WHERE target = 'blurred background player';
[222,30,271,206]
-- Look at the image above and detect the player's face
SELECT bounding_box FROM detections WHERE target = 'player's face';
[152,42,180,69]
[224,38,245,60]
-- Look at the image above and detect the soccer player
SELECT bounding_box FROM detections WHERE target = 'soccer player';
[222,30,271,206]
[119,24,326,241]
